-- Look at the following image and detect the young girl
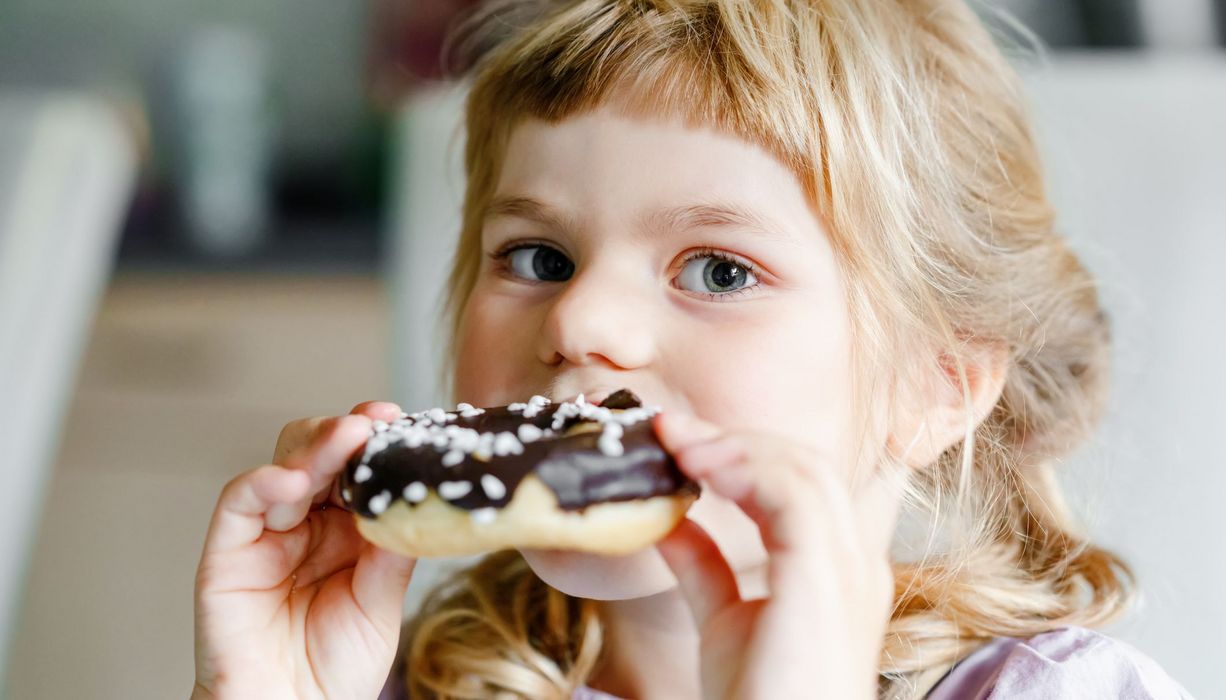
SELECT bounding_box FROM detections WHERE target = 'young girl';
[192,1,1196,698]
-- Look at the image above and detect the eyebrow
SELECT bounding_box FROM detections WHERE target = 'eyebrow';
[482,195,797,244]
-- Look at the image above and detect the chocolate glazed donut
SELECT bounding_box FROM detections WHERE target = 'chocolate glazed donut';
[339,389,701,557]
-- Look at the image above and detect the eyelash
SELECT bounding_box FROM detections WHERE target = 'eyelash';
[675,247,761,302]
[487,240,554,286]
[487,242,762,302]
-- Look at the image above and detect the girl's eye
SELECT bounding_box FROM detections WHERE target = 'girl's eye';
[676,253,758,296]
[502,245,575,282]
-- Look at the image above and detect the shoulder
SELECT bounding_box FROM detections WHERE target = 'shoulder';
[927,626,1195,700]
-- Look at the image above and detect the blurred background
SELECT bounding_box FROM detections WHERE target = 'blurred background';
[1,0,1224,697]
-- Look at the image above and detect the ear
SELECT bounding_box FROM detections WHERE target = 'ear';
[886,338,1010,469]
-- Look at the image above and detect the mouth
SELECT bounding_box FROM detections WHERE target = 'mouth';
[556,389,615,406]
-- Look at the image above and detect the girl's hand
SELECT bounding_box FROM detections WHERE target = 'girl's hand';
[193,402,416,700]
[653,412,901,700]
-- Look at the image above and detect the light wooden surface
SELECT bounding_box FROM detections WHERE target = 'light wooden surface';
[6,272,389,699]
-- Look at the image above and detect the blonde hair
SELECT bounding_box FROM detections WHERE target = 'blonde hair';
[401,1,1135,697]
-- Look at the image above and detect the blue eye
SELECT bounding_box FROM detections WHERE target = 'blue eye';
[677,254,758,294]
[504,245,574,282]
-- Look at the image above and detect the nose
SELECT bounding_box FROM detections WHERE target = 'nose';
[536,259,656,370]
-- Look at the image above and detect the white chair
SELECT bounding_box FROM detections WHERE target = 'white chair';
[0,93,137,685]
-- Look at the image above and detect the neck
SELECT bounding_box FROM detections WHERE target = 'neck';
[586,586,702,700]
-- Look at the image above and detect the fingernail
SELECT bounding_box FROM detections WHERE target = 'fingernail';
[660,411,723,443]
[678,435,745,475]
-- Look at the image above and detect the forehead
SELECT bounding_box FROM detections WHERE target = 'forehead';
[494,107,818,234]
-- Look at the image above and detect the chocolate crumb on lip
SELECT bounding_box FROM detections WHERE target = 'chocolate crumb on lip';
[596,389,643,410]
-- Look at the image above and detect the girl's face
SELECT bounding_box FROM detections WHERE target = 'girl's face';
[454,106,862,599]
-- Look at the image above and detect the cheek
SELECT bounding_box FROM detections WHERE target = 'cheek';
[454,291,538,403]
[671,300,851,446]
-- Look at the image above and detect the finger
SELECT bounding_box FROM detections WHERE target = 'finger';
[204,465,313,555]
[655,518,740,630]
[314,403,398,508]
[272,417,326,465]
[851,464,908,555]
[673,434,823,555]
[350,400,402,422]
[266,415,371,531]
[351,542,417,638]
[672,433,753,498]
[311,473,346,507]
[653,411,724,454]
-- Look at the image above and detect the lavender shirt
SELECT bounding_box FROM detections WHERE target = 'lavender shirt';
[383,626,1194,699]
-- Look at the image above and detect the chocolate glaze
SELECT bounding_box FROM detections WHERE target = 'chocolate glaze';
[342,389,699,518]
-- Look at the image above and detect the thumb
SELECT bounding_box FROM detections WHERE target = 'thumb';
[655,518,740,630]
[352,542,416,636]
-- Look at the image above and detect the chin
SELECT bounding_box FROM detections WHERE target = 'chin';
[519,546,679,600]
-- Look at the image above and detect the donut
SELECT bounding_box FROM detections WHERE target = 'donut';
[339,389,700,557]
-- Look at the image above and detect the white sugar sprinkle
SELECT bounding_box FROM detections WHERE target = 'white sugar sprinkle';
[493,431,524,456]
[368,490,392,514]
[366,435,389,454]
[438,480,473,500]
[517,423,543,443]
[361,395,658,488]
[480,474,507,500]
[598,433,624,457]
[470,507,497,524]
[341,487,351,502]
[453,429,480,452]
[404,481,427,503]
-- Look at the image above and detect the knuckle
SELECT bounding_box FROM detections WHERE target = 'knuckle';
[350,400,379,415]
[274,417,324,455]
[302,416,344,448]
[219,469,254,500]
[350,400,402,417]
[316,417,357,448]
